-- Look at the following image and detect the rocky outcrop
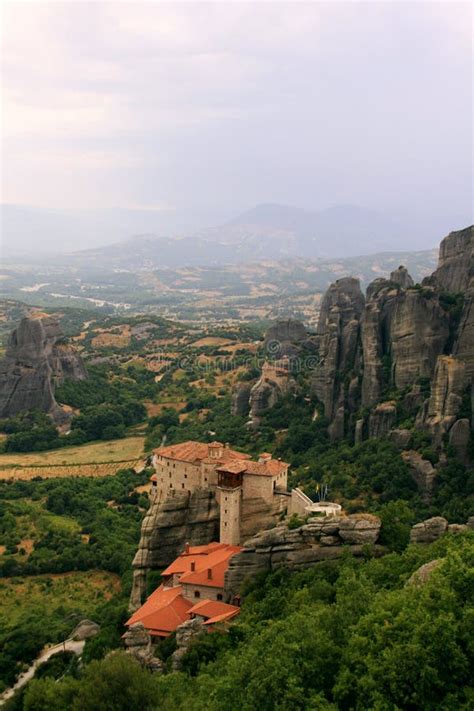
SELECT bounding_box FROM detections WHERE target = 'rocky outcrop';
[368,401,397,439]
[390,265,414,289]
[415,355,466,445]
[0,316,86,424]
[406,559,442,586]
[225,513,382,595]
[70,619,100,641]
[401,451,437,501]
[409,516,448,544]
[433,226,473,378]
[409,515,473,545]
[388,428,412,450]
[231,382,252,417]
[312,278,364,435]
[123,623,163,672]
[248,361,296,427]
[430,226,472,293]
[264,319,310,358]
[449,418,471,463]
[171,617,205,671]
[129,489,220,611]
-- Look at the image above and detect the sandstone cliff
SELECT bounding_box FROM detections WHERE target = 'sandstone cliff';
[0,316,87,424]
[247,361,297,428]
[129,489,220,611]
[313,226,473,446]
[264,318,310,358]
[225,513,382,595]
[312,277,364,433]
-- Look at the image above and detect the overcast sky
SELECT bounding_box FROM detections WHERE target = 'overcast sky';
[1,1,472,239]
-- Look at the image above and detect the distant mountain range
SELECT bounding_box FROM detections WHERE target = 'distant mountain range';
[1,202,442,265]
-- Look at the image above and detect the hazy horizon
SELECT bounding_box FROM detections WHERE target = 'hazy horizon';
[1,2,473,255]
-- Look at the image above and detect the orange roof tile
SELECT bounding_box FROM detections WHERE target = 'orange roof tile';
[126,585,193,634]
[203,609,240,625]
[161,542,228,576]
[244,459,289,477]
[180,550,241,588]
[153,440,250,464]
[216,461,248,474]
[188,599,240,620]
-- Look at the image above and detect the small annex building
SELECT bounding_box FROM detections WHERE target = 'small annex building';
[125,542,241,638]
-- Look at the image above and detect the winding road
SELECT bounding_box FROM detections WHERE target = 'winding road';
[0,638,85,705]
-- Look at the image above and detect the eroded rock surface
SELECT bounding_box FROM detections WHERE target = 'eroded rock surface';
[409,516,448,544]
[402,451,437,501]
[264,319,310,358]
[0,316,86,423]
[129,489,220,611]
[225,513,382,595]
[248,361,296,427]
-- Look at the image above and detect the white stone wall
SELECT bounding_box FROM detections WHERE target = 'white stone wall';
[182,583,225,602]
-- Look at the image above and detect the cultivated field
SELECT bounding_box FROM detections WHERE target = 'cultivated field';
[0,436,145,480]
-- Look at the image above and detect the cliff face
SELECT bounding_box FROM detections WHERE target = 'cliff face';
[264,318,310,358]
[247,362,296,428]
[315,226,473,445]
[225,513,382,596]
[129,489,220,612]
[0,316,87,423]
[313,277,364,423]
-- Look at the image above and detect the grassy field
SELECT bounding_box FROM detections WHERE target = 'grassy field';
[0,570,121,631]
[0,436,145,467]
[0,436,145,480]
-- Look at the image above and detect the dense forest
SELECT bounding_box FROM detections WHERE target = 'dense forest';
[7,531,473,711]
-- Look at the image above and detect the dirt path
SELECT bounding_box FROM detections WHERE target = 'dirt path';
[0,638,85,705]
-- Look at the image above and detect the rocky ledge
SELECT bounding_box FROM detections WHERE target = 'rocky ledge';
[225,513,382,596]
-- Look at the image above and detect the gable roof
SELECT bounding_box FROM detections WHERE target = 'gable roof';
[243,458,289,477]
[188,599,240,622]
[126,585,193,636]
[153,440,250,464]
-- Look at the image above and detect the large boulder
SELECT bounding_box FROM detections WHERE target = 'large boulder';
[410,516,448,544]
[248,361,296,427]
[231,382,252,417]
[406,559,442,586]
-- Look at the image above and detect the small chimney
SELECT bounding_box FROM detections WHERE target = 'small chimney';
[185,542,190,554]
[207,568,212,580]
[258,452,272,463]
[191,561,196,572]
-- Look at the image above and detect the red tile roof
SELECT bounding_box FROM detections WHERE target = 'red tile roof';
[178,545,242,589]
[188,599,240,621]
[154,440,250,464]
[126,585,193,636]
[161,542,228,576]
[243,459,289,477]
[203,609,240,625]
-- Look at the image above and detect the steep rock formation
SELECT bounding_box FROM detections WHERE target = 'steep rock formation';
[401,451,437,501]
[171,618,205,671]
[264,319,310,358]
[248,361,296,427]
[225,513,382,595]
[129,489,220,611]
[312,277,364,433]
[415,355,466,445]
[449,419,471,464]
[430,226,472,293]
[123,623,164,672]
[361,279,449,406]
[0,316,86,423]
[368,401,397,439]
[230,382,252,417]
[390,265,414,289]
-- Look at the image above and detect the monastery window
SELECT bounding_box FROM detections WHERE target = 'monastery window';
[204,477,207,482]
[169,473,172,478]
[169,483,172,488]
[194,591,200,599]
[184,474,187,479]
[182,483,185,489]
[224,522,227,527]
[224,509,227,514]
[225,497,228,502]
[217,594,223,601]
